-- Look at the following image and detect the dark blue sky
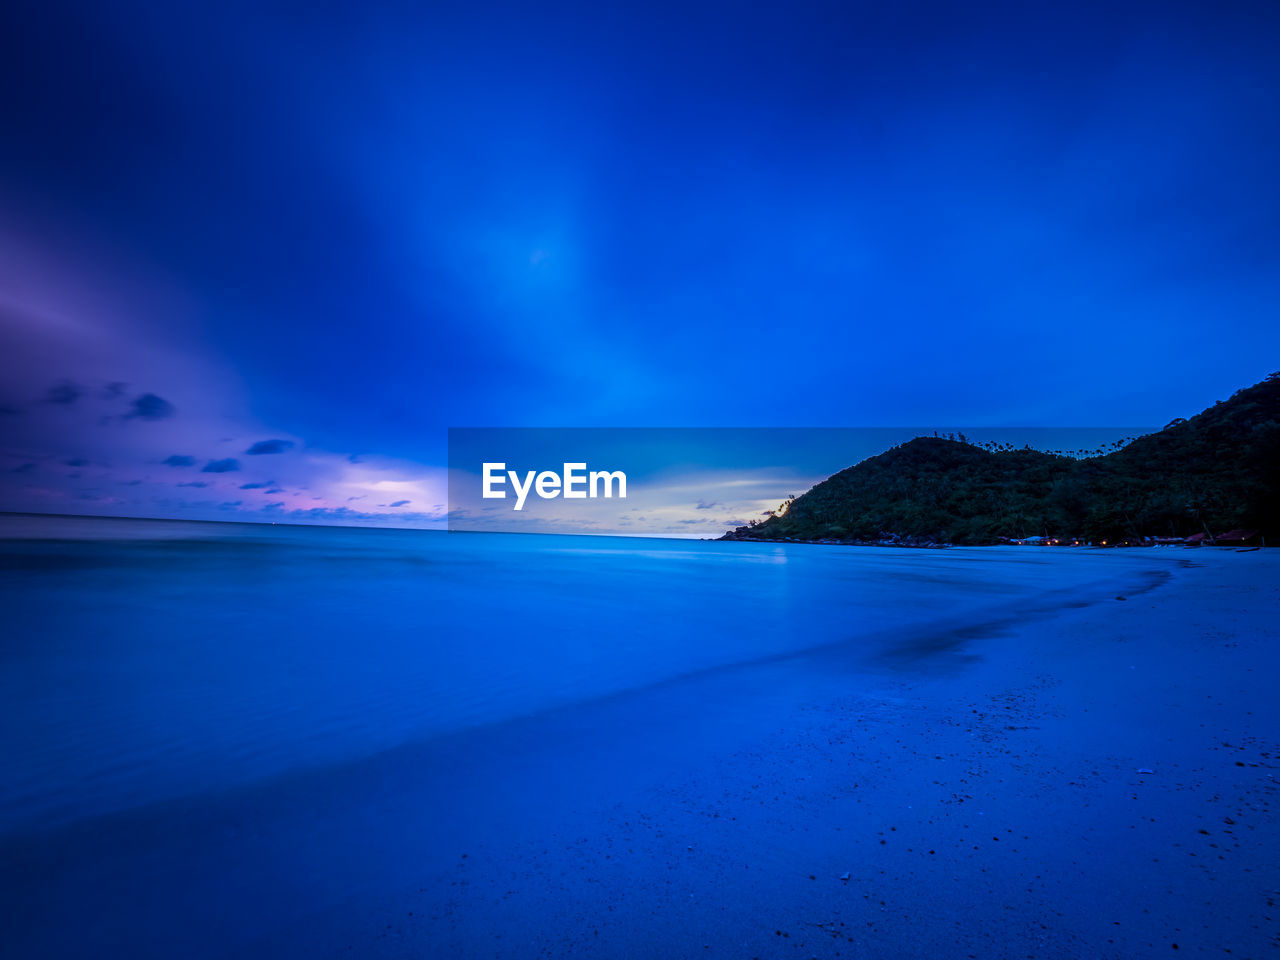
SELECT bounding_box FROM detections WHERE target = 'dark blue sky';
[1,0,1278,522]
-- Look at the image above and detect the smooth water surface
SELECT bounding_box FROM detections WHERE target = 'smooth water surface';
[0,515,1160,836]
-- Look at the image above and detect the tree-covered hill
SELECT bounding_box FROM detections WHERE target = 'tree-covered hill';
[723,373,1280,545]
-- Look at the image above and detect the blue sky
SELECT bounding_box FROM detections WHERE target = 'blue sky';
[0,0,1277,525]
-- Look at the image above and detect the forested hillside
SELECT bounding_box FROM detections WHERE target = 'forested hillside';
[724,373,1280,545]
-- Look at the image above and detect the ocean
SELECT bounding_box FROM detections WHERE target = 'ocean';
[0,515,1169,957]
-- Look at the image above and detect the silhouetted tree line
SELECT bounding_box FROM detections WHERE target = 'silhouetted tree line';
[725,373,1280,545]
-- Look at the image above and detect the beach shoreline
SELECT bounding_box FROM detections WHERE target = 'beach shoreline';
[3,546,1277,958]
[253,548,1280,957]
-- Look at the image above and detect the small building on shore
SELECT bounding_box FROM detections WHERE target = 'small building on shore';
[1213,528,1262,546]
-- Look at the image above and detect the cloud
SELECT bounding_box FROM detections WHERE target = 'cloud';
[202,458,240,473]
[388,499,411,507]
[126,393,175,420]
[297,506,360,521]
[264,486,284,493]
[178,481,209,488]
[246,439,295,455]
[695,500,721,510]
[239,481,271,489]
[64,457,89,466]
[12,462,36,474]
[46,381,81,405]
[163,454,196,467]
[283,505,446,524]
[103,382,127,399]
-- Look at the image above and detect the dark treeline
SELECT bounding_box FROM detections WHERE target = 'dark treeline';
[724,373,1280,546]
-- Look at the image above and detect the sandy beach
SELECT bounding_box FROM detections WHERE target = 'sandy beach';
[296,547,1278,959]
[2,542,1275,959]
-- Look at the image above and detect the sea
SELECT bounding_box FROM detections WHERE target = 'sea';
[0,514,1169,957]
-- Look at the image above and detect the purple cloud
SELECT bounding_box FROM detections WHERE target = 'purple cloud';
[202,458,240,473]
[246,439,294,455]
[126,393,175,421]
[163,455,196,467]
[46,381,81,405]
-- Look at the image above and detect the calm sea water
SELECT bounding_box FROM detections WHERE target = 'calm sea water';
[0,514,1163,839]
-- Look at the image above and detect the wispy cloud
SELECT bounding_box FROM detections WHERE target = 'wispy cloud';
[125,393,175,421]
[45,381,81,405]
[246,439,294,455]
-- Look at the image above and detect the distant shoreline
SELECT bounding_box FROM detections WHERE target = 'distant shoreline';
[716,531,1264,550]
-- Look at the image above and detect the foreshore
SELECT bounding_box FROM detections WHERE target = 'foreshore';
[4,547,1277,959]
